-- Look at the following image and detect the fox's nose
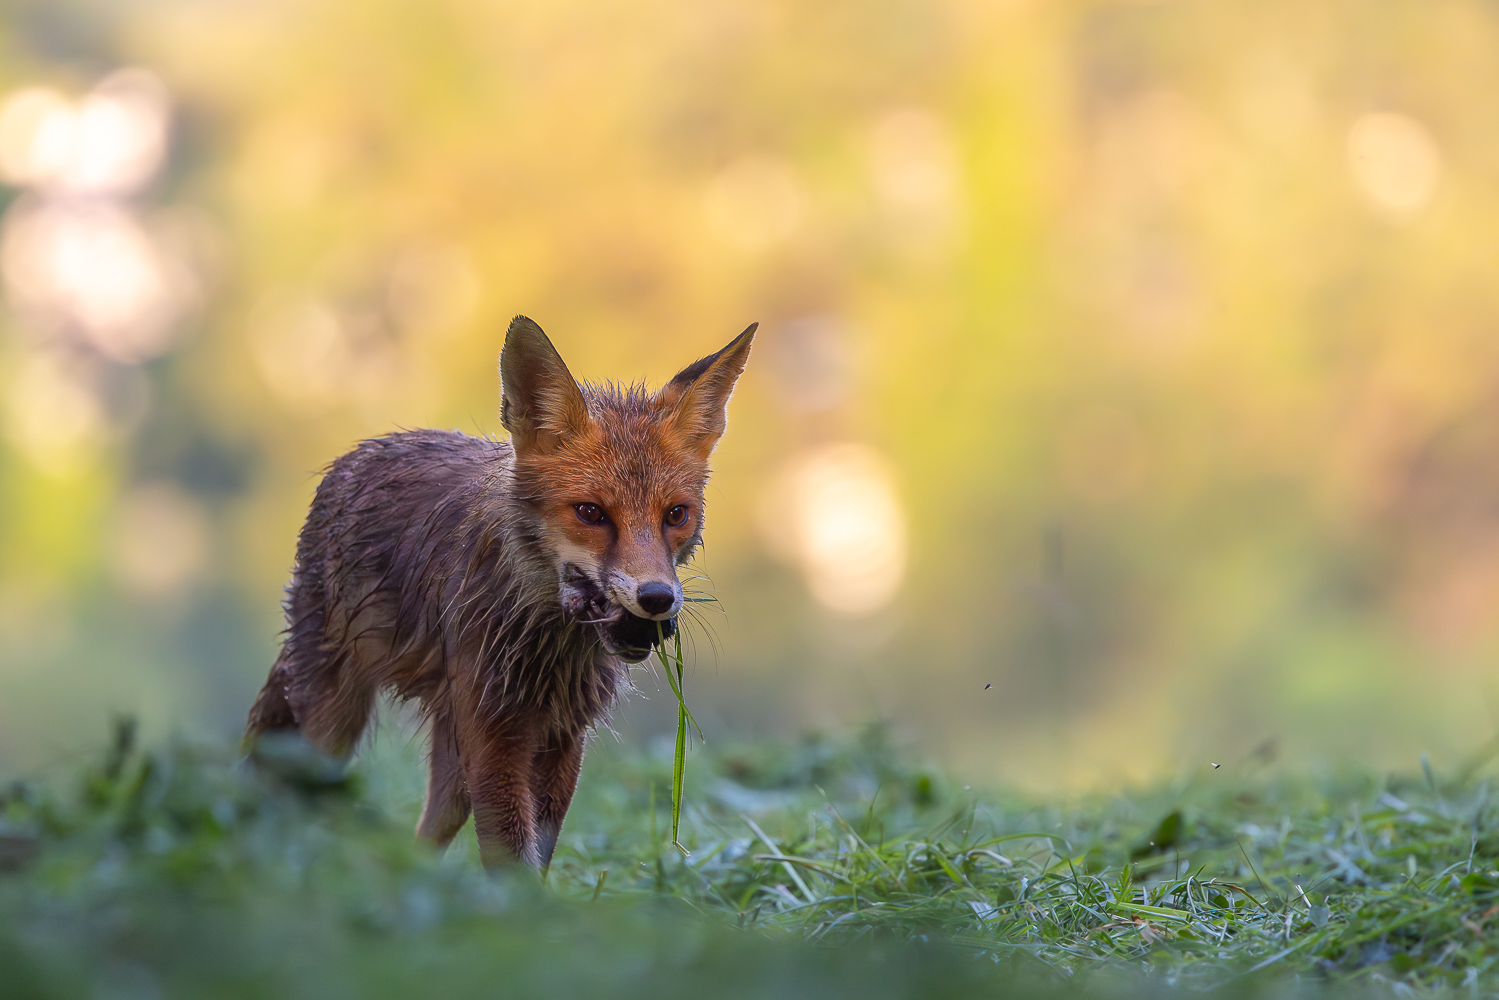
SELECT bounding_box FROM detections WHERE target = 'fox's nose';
[636,582,676,617]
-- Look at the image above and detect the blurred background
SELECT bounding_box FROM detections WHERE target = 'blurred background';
[1,0,1497,785]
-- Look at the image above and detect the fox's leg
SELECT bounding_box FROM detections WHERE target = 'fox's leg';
[530,729,585,869]
[416,708,471,848]
[462,718,541,868]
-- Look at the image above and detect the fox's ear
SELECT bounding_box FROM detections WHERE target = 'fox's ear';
[500,316,591,453]
[661,322,756,459]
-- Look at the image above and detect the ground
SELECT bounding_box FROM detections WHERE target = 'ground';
[2,717,1497,998]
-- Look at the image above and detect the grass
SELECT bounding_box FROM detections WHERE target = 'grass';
[3,716,1499,998]
[655,618,700,854]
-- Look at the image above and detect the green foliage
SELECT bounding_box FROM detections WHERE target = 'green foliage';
[9,0,1499,778]
[3,720,1499,997]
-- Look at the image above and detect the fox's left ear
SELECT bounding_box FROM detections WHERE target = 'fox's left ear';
[660,322,757,459]
[500,315,593,454]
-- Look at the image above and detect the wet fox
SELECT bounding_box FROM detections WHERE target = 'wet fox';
[245,316,754,868]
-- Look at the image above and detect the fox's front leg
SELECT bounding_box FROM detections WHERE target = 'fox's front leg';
[463,721,541,868]
[531,729,585,869]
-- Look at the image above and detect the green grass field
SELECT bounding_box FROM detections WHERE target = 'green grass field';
[2,716,1496,998]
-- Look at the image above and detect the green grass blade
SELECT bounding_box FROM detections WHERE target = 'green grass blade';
[658,619,692,856]
[671,700,687,855]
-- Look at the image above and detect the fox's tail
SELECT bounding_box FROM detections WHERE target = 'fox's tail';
[245,662,299,745]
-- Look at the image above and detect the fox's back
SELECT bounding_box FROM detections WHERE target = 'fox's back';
[281,431,505,710]
[296,429,508,592]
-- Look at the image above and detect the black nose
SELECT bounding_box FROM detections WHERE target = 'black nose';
[636,582,676,617]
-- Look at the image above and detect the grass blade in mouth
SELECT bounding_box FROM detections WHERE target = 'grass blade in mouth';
[656,618,700,856]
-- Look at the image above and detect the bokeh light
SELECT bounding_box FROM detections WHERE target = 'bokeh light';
[110,482,210,597]
[0,67,193,370]
[3,351,108,474]
[2,200,193,361]
[1348,112,1442,216]
[868,107,961,255]
[0,88,77,186]
[704,155,807,253]
[0,71,168,195]
[761,443,907,617]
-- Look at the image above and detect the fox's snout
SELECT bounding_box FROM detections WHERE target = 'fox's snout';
[635,581,676,617]
[557,563,680,662]
[558,562,680,625]
[609,574,681,621]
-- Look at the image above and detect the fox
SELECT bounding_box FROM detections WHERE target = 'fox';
[245,315,754,869]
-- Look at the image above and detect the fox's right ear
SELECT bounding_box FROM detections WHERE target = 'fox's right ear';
[500,316,591,453]
[660,322,756,459]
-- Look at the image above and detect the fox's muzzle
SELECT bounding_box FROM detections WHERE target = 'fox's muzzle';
[559,564,676,662]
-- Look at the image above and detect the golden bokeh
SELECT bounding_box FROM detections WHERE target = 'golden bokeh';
[2,0,1498,784]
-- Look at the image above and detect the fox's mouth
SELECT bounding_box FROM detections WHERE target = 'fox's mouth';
[560,565,675,663]
[601,609,675,663]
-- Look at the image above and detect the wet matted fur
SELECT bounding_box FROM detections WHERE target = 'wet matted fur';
[246,316,754,868]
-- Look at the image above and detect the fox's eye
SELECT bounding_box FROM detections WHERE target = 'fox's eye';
[575,503,607,525]
[664,505,689,528]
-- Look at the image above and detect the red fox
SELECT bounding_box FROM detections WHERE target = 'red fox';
[245,316,754,868]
